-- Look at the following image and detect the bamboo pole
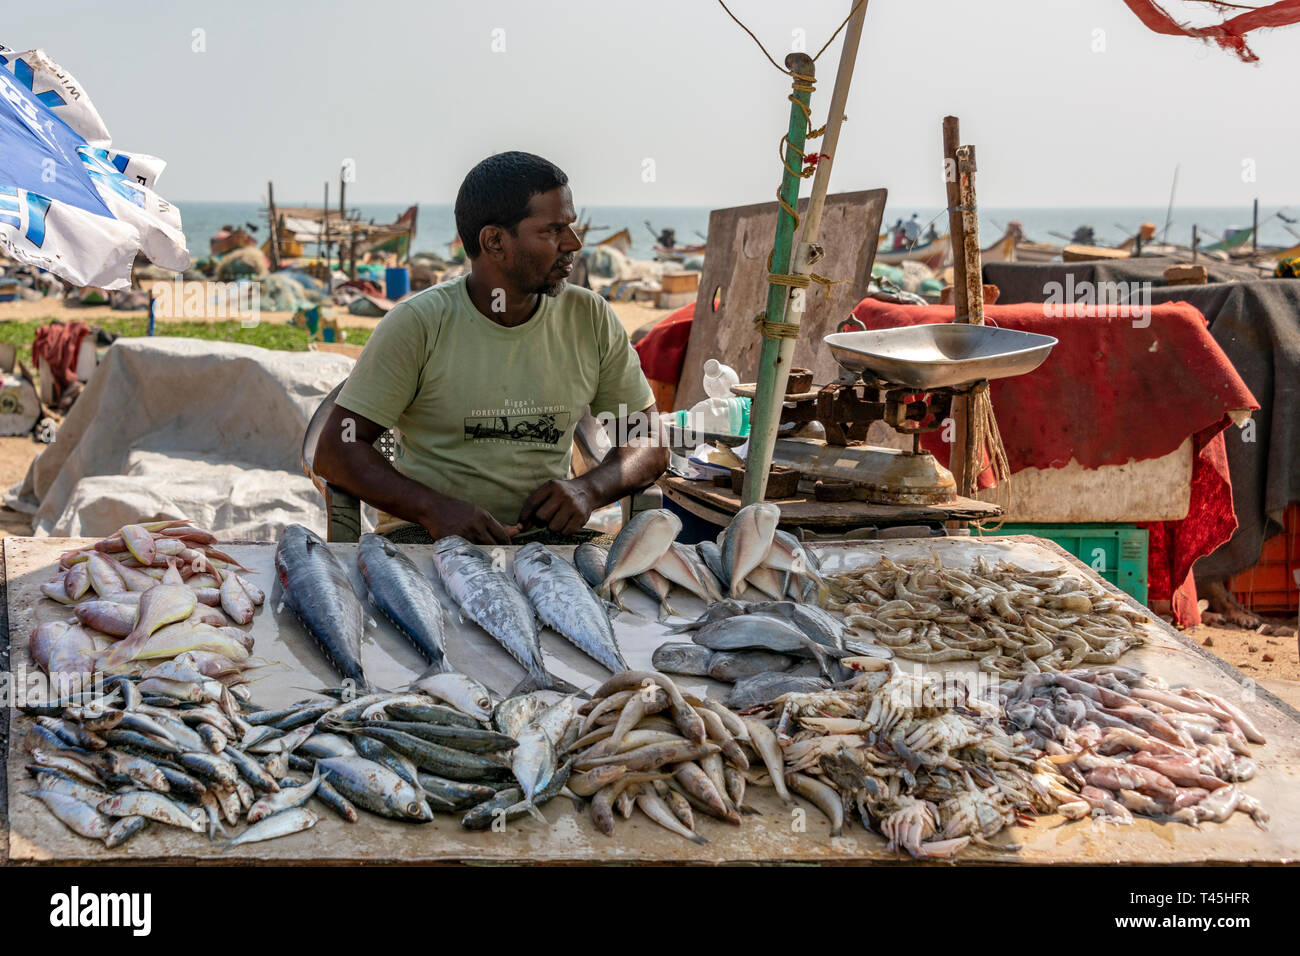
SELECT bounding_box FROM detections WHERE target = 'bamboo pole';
[742,0,869,506]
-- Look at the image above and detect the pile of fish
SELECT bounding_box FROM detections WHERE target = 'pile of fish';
[562,670,793,844]
[826,554,1148,678]
[652,599,888,708]
[276,526,627,696]
[17,670,592,849]
[274,506,831,703]
[744,658,1269,859]
[35,521,263,685]
[575,504,827,621]
[20,668,336,850]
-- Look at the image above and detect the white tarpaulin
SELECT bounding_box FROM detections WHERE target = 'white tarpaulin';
[0,45,188,289]
[6,337,358,538]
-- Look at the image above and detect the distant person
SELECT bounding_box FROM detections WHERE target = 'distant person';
[889,218,904,250]
[314,151,666,544]
[923,221,939,243]
[903,213,921,245]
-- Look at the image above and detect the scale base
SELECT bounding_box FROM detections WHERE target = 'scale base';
[774,439,958,506]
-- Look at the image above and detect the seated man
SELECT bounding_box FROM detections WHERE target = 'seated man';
[314,151,668,545]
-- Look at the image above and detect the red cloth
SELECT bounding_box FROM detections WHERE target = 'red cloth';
[850,298,1259,625]
[1140,432,1236,624]
[634,302,695,382]
[32,321,93,403]
[1123,0,1300,63]
[620,295,1258,625]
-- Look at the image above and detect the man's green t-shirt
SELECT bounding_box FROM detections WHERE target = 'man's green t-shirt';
[336,275,655,531]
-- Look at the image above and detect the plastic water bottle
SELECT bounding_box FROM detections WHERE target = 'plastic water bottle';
[702,359,739,399]
[688,396,751,436]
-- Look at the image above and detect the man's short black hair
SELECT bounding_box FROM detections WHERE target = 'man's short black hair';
[454,151,569,258]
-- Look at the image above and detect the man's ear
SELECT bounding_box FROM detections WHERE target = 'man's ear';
[479,225,507,259]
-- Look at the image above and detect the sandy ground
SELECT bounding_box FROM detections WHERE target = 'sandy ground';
[1,294,676,337]
[0,436,37,538]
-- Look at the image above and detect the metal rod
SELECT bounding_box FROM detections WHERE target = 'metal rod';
[743,0,868,506]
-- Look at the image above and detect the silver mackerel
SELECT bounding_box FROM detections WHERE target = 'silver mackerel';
[275,524,367,687]
[431,536,558,693]
[356,533,449,669]
[513,543,627,673]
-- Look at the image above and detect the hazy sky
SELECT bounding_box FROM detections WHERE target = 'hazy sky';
[7,0,1298,208]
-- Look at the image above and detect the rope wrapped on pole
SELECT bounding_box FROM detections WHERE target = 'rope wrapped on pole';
[740,0,870,505]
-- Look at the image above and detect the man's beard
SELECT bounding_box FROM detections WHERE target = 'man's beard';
[538,276,567,296]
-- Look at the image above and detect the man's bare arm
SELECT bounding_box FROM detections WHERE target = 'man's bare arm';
[518,404,670,534]
[313,405,515,544]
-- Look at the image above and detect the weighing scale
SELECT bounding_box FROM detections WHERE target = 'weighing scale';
[728,322,1057,507]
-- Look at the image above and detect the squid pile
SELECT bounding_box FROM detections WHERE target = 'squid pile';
[743,658,1269,859]
[827,554,1148,678]
[563,670,767,844]
[34,520,263,686]
[1004,666,1269,830]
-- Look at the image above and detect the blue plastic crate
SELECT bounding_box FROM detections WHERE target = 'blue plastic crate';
[976,523,1148,606]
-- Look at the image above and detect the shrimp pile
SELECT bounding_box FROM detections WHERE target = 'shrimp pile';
[827,555,1148,679]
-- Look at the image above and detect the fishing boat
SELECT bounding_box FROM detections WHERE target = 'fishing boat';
[210,226,257,257]
[653,241,706,261]
[875,233,947,266]
[596,228,632,255]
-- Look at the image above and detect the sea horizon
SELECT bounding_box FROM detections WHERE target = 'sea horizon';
[175,200,1299,263]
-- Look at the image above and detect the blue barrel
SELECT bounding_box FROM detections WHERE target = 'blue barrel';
[385,266,410,300]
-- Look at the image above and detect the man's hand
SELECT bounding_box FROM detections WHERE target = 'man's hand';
[419,495,518,545]
[517,478,596,535]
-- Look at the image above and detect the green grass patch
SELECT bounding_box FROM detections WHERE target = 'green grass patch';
[0,317,371,368]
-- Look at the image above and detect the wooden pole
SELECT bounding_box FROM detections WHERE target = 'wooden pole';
[942,123,986,501]
[1252,198,1259,252]
[266,180,280,271]
[408,205,419,265]
[743,0,869,505]
[955,145,984,328]
[942,117,967,314]
[1192,223,1199,263]
[322,181,330,269]
[794,0,868,244]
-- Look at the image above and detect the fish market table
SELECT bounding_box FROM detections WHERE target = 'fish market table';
[5,535,1300,865]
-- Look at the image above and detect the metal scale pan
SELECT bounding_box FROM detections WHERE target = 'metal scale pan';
[824,324,1057,390]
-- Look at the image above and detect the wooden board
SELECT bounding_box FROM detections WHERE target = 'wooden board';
[660,475,1002,527]
[676,190,887,409]
[5,535,1300,865]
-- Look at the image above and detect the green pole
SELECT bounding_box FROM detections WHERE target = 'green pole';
[741,52,815,506]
